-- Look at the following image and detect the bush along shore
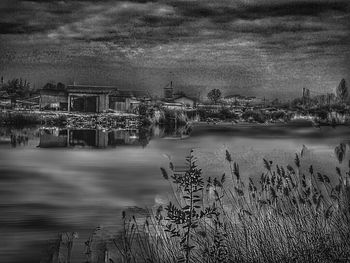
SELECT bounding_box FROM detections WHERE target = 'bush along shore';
[2,106,350,128]
[42,152,350,263]
[0,107,189,129]
[0,111,140,129]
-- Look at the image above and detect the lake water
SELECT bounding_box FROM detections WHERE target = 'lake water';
[1,122,350,262]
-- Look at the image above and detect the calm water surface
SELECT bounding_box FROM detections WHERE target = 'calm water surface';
[1,123,350,262]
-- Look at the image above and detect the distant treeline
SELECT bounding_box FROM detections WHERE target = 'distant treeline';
[0,78,67,100]
[1,78,34,99]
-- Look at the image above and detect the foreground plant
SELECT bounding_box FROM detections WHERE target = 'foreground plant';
[161,151,219,262]
[80,150,350,263]
[157,150,350,263]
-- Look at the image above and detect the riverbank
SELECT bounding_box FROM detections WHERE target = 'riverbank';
[2,109,350,129]
[0,110,140,129]
[191,118,350,129]
[193,120,307,127]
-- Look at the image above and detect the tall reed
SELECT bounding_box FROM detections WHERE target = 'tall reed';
[109,151,350,263]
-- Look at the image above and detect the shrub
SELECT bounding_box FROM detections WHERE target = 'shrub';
[217,108,238,120]
[242,110,266,123]
[314,109,329,120]
[270,110,286,120]
[197,107,238,121]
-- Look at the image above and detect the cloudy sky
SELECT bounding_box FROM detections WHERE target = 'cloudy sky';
[0,0,349,99]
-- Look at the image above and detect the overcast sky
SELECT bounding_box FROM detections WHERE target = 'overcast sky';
[0,0,349,99]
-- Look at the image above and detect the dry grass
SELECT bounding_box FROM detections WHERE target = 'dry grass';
[106,151,350,263]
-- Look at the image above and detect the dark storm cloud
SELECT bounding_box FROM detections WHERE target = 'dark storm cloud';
[168,0,350,39]
[0,0,349,98]
[0,0,83,35]
[0,0,348,39]
[0,0,348,62]
[241,1,349,18]
[169,0,348,25]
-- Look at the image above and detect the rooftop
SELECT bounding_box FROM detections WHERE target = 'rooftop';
[110,90,151,98]
[224,94,257,100]
[67,85,118,94]
[173,94,197,101]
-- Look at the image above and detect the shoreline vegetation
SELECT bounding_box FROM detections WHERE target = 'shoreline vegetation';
[1,104,350,128]
[0,111,139,128]
[41,152,350,263]
[1,78,349,129]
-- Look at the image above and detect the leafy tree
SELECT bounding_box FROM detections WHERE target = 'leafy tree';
[207,89,222,104]
[42,82,66,91]
[42,82,55,90]
[3,78,31,99]
[336,78,348,103]
[290,97,304,109]
[56,82,65,90]
[314,109,328,120]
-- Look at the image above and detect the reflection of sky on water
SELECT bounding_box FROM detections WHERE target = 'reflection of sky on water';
[0,124,350,262]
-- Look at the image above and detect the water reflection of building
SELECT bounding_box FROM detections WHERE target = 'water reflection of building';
[153,124,192,140]
[39,129,68,147]
[0,127,39,147]
[9,134,29,147]
[108,129,140,146]
[69,129,109,147]
[38,125,192,148]
[6,132,29,147]
[38,128,144,148]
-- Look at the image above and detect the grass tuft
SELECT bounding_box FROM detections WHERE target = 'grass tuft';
[88,152,350,263]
